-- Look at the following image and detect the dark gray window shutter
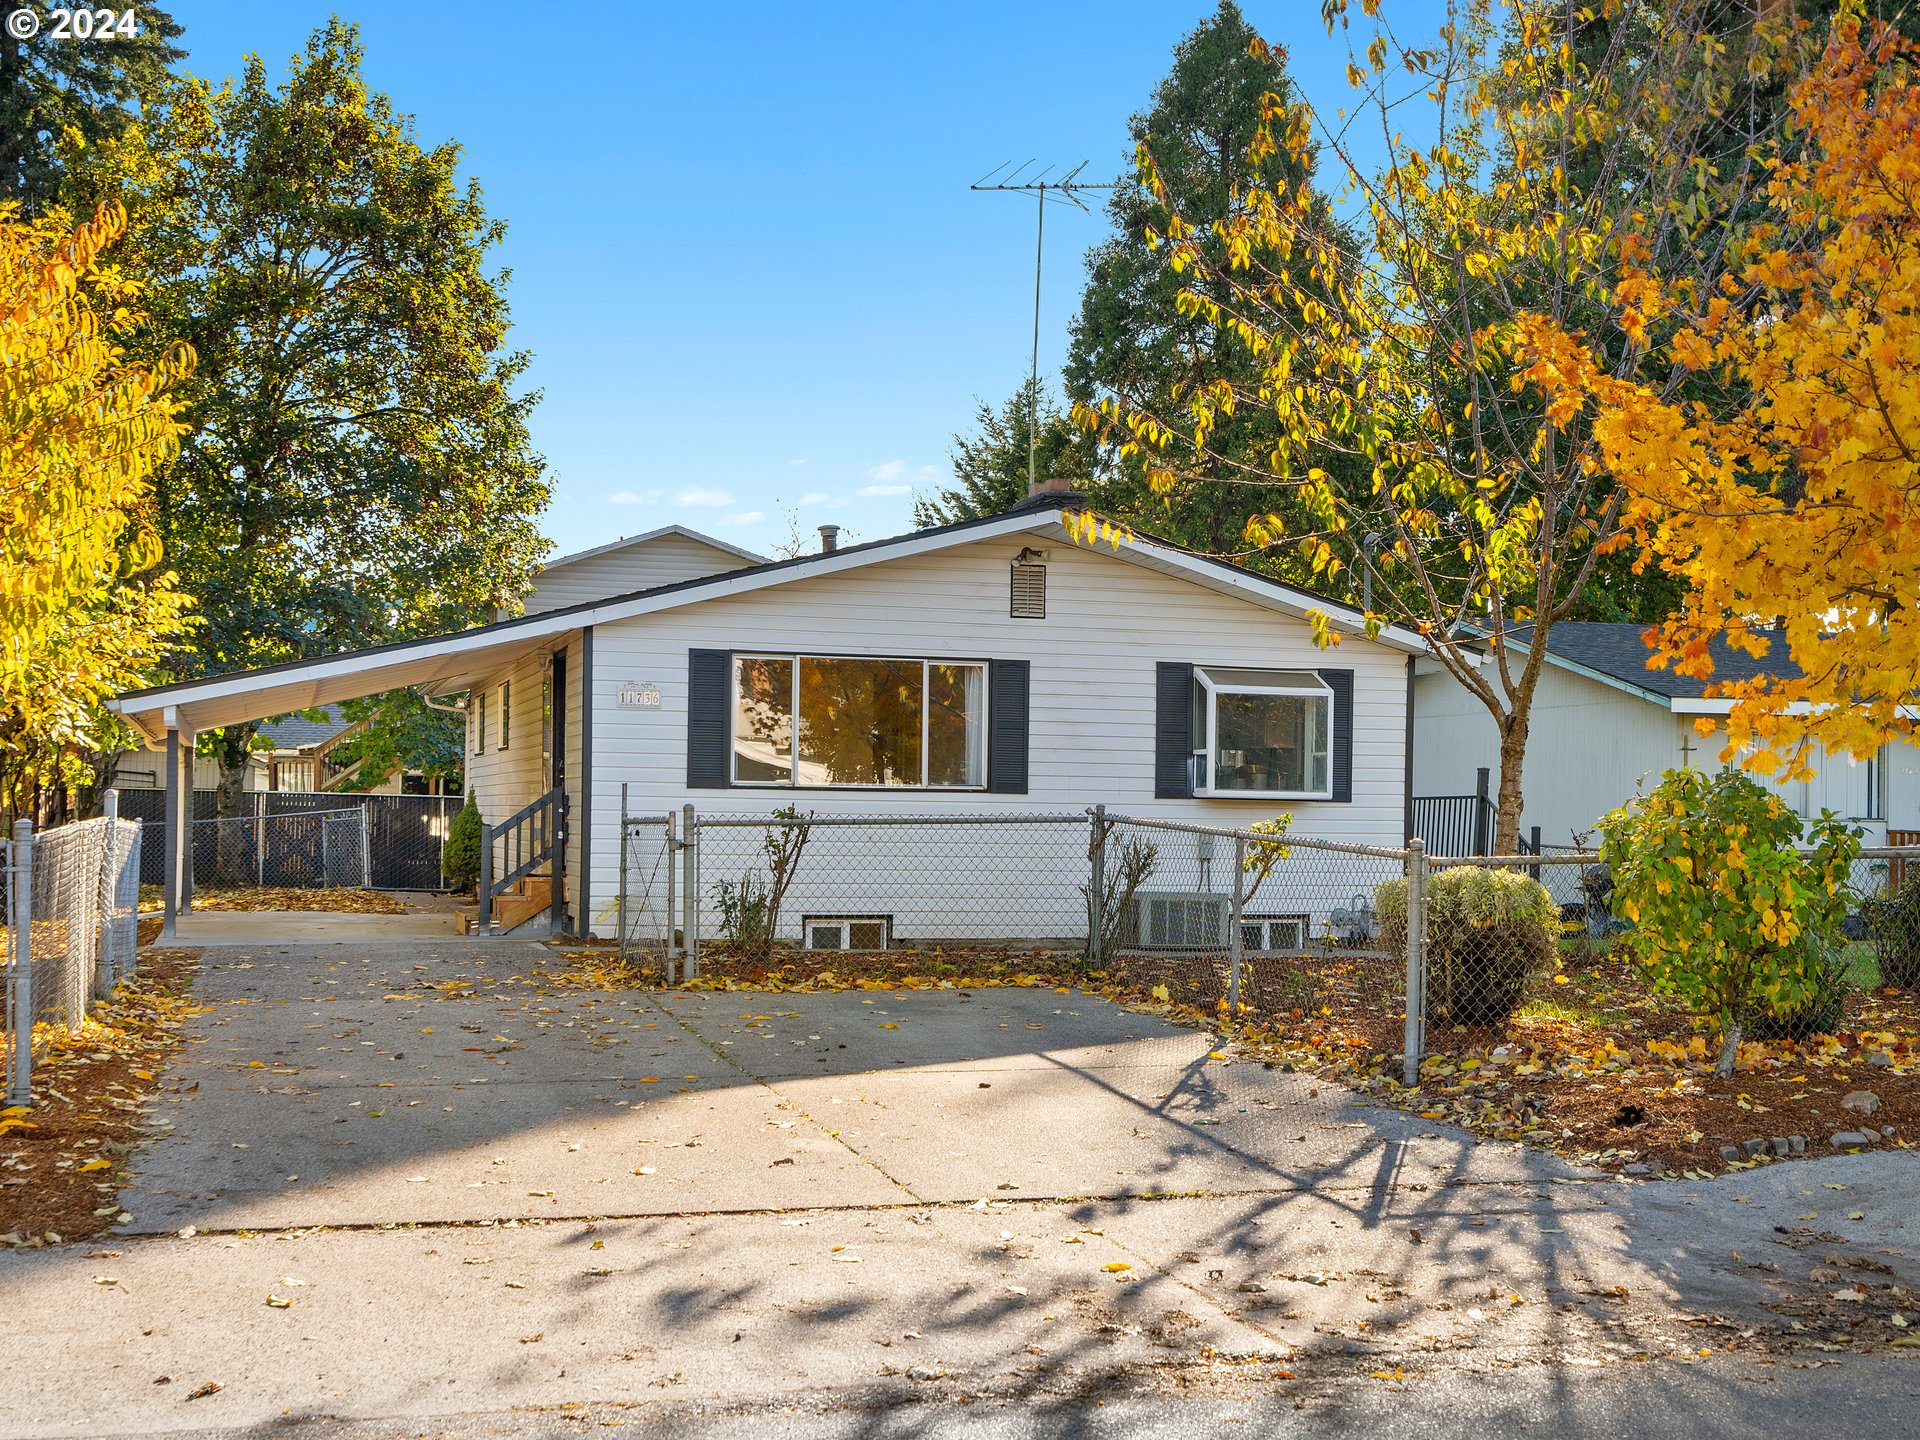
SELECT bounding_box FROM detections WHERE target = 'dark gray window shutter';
[1155,662,1195,798]
[687,649,732,787]
[1317,667,1354,802]
[987,659,1029,794]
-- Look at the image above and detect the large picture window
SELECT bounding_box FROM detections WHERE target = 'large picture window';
[1192,667,1331,797]
[732,654,987,788]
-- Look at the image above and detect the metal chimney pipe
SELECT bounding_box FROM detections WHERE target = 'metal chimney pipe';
[818,525,840,553]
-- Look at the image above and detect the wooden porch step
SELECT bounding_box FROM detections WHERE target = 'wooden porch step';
[490,874,559,933]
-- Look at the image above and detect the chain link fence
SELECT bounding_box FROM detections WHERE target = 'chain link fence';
[2,801,144,1105]
[614,802,1920,1082]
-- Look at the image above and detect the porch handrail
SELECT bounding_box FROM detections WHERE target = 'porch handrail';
[478,785,568,934]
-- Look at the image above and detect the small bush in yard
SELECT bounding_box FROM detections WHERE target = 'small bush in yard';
[1861,882,1920,990]
[1599,768,1861,1077]
[442,793,482,892]
[1376,866,1557,1027]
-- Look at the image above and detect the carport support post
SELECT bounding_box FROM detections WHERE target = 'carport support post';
[1227,836,1246,1017]
[681,803,697,979]
[161,720,195,943]
[1403,838,1428,1088]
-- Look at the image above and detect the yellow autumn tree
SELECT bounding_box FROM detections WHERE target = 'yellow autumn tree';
[0,201,193,820]
[1519,15,1920,778]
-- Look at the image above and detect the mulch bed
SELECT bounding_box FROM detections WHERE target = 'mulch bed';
[0,946,202,1247]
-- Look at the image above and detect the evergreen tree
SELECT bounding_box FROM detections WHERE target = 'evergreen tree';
[0,3,184,209]
[913,379,1093,528]
[1065,1,1352,574]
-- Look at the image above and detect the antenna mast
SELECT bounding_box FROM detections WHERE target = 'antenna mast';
[971,161,1114,491]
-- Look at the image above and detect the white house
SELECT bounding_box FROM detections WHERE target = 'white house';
[111,486,1434,940]
[1412,622,1916,851]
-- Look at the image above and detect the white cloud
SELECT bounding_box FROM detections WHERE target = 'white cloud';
[726,510,765,526]
[609,487,663,506]
[798,491,830,505]
[858,483,912,497]
[788,458,806,467]
[866,459,908,483]
[674,486,733,507]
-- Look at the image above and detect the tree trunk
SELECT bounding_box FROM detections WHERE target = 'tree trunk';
[213,724,258,887]
[1493,707,1532,855]
[1715,1017,1743,1080]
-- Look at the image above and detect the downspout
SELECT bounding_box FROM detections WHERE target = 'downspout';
[417,687,470,715]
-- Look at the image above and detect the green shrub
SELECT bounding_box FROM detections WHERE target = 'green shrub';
[1861,883,1920,990]
[1742,934,1851,1040]
[1376,866,1558,1028]
[442,793,482,892]
[1599,768,1861,1076]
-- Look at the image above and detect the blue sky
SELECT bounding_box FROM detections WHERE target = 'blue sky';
[170,1,1444,561]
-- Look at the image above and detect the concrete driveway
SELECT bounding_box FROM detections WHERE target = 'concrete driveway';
[3,939,1917,1438]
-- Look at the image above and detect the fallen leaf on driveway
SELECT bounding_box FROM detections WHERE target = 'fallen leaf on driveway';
[264,1295,292,1309]
[186,1381,221,1400]
[1102,1262,1131,1273]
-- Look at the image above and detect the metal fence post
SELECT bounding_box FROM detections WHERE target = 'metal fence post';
[1471,769,1491,856]
[617,784,630,965]
[1227,834,1246,1016]
[96,792,119,999]
[681,803,698,979]
[360,800,373,889]
[663,809,678,987]
[1403,837,1427,1088]
[1087,805,1107,968]
[8,819,33,1106]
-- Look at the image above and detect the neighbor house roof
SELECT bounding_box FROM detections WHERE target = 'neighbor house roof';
[255,705,356,752]
[110,503,1434,743]
[1498,622,1800,711]
[537,524,765,573]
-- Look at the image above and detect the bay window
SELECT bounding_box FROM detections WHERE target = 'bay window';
[732,654,987,788]
[1192,667,1332,797]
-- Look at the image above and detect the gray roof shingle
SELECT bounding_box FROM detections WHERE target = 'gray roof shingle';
[1514,622,1800,699]
[257,705,356,751]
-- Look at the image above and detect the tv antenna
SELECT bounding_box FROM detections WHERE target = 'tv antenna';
[971,160,1114,490]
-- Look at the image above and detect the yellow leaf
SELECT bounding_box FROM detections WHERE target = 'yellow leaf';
[1102,1262,1132,1273]
[79,1158,112,1173]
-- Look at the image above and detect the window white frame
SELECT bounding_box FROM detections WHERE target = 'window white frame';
[731,653,990,789]
[497,681,511,751]
[1241,914,1310,953]
[1192,667,1333,800]
[802,915,893,950]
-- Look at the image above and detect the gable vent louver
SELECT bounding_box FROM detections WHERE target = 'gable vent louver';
[1010,561,1046,619]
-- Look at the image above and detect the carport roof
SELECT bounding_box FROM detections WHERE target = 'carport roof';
[112,502,1435,744]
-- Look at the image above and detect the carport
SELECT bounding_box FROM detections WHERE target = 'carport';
[109,616,588,941]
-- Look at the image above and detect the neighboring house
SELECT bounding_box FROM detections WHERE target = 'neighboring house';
[109,705,449,795]
[1412,622,1913,850]
[111,492,1435,938]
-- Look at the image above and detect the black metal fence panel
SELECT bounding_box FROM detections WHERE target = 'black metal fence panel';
[117,790,459,891]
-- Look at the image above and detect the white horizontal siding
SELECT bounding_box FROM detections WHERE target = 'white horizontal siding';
[581,536,1413,938]
[523,533,756,614]
[1414,664,1684,847]
[464,650,553,832]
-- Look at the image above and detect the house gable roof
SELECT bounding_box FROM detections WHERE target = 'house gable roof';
[110,503,1431,742]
